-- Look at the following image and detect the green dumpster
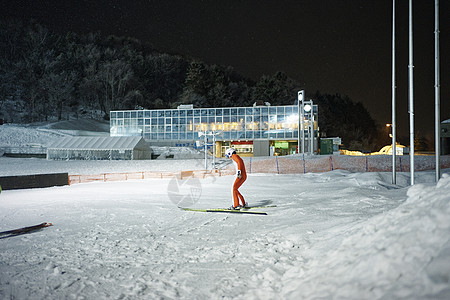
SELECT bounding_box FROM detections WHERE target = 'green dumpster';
[320,139,333,155]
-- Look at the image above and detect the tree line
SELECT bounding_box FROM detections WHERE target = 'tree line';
[0,19,381,150]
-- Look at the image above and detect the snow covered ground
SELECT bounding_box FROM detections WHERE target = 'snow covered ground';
[0,166,449,299]
[1,123,449,299]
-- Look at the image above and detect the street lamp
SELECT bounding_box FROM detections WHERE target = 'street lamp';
[302,99,314,155]
[303,100,314,155]
[297,90,304,154]
[386,123,393,138]
[304,104,312,112]
[297,91,316,155]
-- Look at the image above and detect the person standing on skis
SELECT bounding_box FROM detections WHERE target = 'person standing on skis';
[225,148,247,209]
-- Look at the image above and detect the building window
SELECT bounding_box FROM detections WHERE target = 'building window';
[110,104,317,144]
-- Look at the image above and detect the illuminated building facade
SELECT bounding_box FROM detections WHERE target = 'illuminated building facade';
[110,103,318,157]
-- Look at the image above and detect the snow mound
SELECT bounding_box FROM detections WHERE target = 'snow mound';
[0,124,65,148]
[281,174,450,299]
[0,120,109,149]
[40,119,110,132]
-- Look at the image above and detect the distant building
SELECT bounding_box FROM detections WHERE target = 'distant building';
[110,102,318,157]
[47,136,152,160]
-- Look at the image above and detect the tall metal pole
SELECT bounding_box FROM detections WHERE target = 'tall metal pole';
[297,90,304,154]
[301,105,305,154]
[310,107,314,154]
[204,133,207,170]
[391,0,397,184]
[298,97,301,154]
[408,0,415,185]
[435,0,441,182]
[212,134,216,169]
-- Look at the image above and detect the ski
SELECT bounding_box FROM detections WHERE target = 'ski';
[0,222,53,237]
[181,208,267,215]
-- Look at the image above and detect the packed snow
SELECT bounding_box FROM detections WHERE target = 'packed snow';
[0,123,449,299]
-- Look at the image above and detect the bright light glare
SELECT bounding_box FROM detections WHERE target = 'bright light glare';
[286,114,299,123]
[304,104,312,112]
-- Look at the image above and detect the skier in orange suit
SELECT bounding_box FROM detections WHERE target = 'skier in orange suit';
[225,148,247,209]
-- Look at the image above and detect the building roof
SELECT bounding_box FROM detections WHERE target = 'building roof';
[47,136,150,151]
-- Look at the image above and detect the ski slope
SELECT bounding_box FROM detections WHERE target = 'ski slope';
[1,168,449,299]
[0,123,449,299]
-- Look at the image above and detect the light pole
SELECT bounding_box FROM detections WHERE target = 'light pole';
[303,100,313,155]
[310,105,314,154]
[408,0,415,185]
[301,103,305,153]
[435,0,441,182]
[391,0,397,185]
[297,90,304,154]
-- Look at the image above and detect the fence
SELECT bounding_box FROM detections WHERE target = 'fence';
[68,169,234,185]
[67,155,449,185]
[245,155,450,174]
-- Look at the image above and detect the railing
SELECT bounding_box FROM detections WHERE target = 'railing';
[68,169,234,185]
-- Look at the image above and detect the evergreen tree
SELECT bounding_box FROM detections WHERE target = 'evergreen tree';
[315,92,378,151]
[142,53,189,109]
[252,72,301,106]
[181,61,211,107]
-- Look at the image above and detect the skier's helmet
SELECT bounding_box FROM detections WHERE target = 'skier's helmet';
[225,148,236,158]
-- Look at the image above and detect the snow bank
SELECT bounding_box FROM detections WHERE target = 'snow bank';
[0,124,65,148]
[40,119,110,132]
[280,174,450,299]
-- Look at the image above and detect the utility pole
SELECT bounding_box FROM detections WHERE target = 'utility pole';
[408,0,415,185]
[435,0,441,182]
[392,0,397,184]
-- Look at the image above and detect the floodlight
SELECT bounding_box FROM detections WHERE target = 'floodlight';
[298,90,304,102]
[304,104,312,112]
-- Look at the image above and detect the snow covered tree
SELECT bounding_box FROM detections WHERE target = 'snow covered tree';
[17,23,54,121]
[252,72,301,106]
[182,61,252,108]
[141,53,189,109]
[96,49,142,117]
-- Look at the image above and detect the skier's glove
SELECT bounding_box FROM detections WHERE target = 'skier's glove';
[237,170,242,179]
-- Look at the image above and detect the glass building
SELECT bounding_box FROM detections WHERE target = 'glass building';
[110,103,318,157]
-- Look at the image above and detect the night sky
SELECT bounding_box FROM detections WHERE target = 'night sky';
[1,0,449,140]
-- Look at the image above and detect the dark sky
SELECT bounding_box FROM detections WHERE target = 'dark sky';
[1,0,449,139]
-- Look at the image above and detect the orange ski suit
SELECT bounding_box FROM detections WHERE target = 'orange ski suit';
[231,153,247,207]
